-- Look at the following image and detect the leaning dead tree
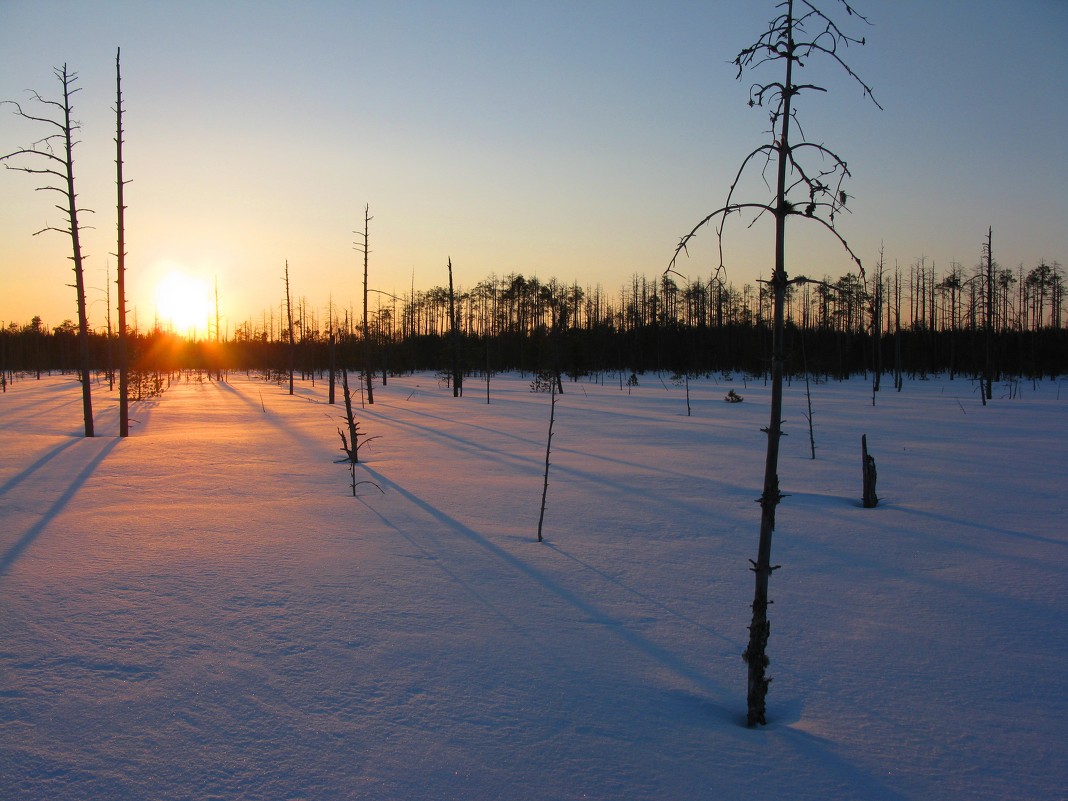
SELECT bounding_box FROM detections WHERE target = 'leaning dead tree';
[669,0,879,726]
[536,379,557,543]
[2,64,96,436]
[284,260,295,395]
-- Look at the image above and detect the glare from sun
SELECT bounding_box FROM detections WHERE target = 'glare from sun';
[155,270,212,335]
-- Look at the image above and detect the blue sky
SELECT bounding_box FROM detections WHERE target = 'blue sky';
[2,1,1065,332]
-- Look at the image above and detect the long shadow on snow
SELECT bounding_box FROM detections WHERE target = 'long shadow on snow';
[0,379,85,430]
[892,503,1067,550]
[545,542,742,651]
[0,437,121,579]
[369,392,752,487]
[361,405,542,473]
[791,490,1068,571]
[358,497,539,644]
[360,463,735,717]
[365,400,538,449]
[769,725,914,801]
[787,511,1066,623]
[365,403,747,520]
[214,380,327,461]
[0,437,81,499]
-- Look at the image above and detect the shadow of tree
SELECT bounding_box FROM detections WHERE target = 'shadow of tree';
[0,438,120,579]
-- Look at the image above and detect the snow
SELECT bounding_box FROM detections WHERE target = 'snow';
[2,370,1066,800]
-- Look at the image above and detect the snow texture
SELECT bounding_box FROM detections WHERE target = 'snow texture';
[2,371,1066,800]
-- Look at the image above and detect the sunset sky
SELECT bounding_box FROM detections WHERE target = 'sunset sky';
[2,1,1065,335]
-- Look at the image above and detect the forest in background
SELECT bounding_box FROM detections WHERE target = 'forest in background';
[3,259,1066,386]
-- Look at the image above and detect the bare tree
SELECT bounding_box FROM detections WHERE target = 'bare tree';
[669,0,879,726]
[336,369,381,496]
[870,244,885,402]
[103,264,114,391]
[337,369,379,465]
[328,296,337,405]
[114,48,131,435]
[213,276,222,380]
[448,257,463,396]
[536,380,557,543]
[355,204,374,404]
[3,64,96,436]
[982,227,994,404]
[284,260,295,395]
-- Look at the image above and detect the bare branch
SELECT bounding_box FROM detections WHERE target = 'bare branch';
[5,163,66,180]
[795,211,865,275]
[667,202,776,273]
[1,146,65,166]
[1,98,67,132]
[33,225,71,237]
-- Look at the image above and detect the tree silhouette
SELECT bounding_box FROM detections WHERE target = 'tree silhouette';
[284,260,295,395]
[355,204,374,404]
[3,65,97,436]
[114,48,131,436]
[669,0,880,726]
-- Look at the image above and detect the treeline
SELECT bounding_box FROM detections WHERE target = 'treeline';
[3,263,1066,383]
[233,261,1066,343]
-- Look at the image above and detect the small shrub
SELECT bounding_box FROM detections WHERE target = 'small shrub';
[530,371,556,393]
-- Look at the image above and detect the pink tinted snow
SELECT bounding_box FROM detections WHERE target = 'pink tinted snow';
[1,371,1065,800]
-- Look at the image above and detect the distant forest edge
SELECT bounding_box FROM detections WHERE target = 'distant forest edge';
[3,266,1066,381]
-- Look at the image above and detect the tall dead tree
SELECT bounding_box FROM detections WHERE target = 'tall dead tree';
[328,296,337,405]
[284,260,295,395]
[114,48,130,435]
[448,257,463,396]
[870,245,884,404]
[3,65,96,436]
[104,264,114,391]
[669,0,879,726]
[536,380,557,543]
[213,276,222,380]
[982,226,994,404]
[355,204,374,404]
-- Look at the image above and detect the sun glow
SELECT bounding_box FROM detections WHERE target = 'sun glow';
[155,270,212,335]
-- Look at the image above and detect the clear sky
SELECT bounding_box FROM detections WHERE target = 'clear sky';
[2,1,1065,334]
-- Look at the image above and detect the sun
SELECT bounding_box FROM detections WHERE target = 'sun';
[155,270,212,335]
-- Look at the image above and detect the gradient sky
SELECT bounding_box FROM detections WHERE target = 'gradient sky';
[2,1,1065,334]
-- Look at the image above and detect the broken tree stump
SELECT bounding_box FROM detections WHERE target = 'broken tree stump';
[862,434,878,508]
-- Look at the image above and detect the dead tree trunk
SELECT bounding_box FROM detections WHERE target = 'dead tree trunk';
[983,226,994,404]
[284,260,295,395]
[356,204,374,405]
[668,0,879,727]
[448,257,463,397]
[536,381,557,543]
[862,434,878,508]
[328,313,336,405]
[214,276,221,381]
[337,369,380,477]
[104,262,114,391]
[871,246,884,404]
[339,369,360,463]
[801,334,816,460]
[3,65,95,436]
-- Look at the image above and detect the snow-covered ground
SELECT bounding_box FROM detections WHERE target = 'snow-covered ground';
[1,369,1066,800]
